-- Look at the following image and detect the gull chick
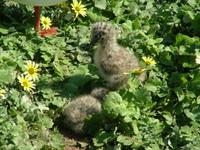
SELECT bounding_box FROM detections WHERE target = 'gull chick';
[90,22,146,90]
[63,87,108,134]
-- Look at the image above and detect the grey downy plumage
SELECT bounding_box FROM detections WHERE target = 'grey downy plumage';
[63,87,109,134]
[90,22,146,90]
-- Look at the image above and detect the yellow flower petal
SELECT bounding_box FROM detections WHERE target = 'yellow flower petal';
[132,68,146,74]
[71,0,87,18]
[24,61,39,81]
[142,56,156,66]
[18,74,35,92]
[41,16,52,30]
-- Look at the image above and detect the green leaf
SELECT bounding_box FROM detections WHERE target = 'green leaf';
[180,126,194,142]
[132,18,142,29]
[93,131,115,147]
[175,33,198,46]
[146,144,160,150]
[131,121,139,135]
[184,109,195,121]
[37,115,53,129]
[94,0,107,10]
[53,61,64,77]
[162,112,173,125]
[87,9,108,22]
[187,0,197,7]
[77,54,91,64]
[112,1,124,16]
[117,135,133,146]
[0,69,16,84]
[134,88,153,109]
[122,20,133,32]
[103,92,125,119]
[51,98,65,107]
[0,28,8,35]
[144,83,158,92]
[49,131,65,149]
[0,25,9,34]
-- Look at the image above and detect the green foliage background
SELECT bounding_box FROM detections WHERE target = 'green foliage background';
[0,0,200,149]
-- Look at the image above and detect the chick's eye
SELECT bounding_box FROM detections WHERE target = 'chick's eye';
[95,33,101,39]
[101,31,106,35]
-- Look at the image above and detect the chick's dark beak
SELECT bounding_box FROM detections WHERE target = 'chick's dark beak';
[90,33,99,47]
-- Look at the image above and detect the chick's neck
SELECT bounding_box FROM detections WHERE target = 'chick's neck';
[99,37,118,51]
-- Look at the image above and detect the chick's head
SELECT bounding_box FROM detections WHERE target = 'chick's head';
[90,22,117,46]
[91,87,109,101]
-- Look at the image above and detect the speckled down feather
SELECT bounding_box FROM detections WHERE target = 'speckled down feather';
[63,88,108,134]
[91,22,146,90]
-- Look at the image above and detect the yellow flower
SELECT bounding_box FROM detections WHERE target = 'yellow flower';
[24,61,39,81]
[18,75,35,92]
[123,68,145,75]
[41,16,52,30]
[0,89,6,99]
[132,68,146,74]
[71,0,87,18]
[142,56,156,66]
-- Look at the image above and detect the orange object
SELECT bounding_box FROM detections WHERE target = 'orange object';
[39,27,58,37]
[33,6,58,37]
[34,6,41,31]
